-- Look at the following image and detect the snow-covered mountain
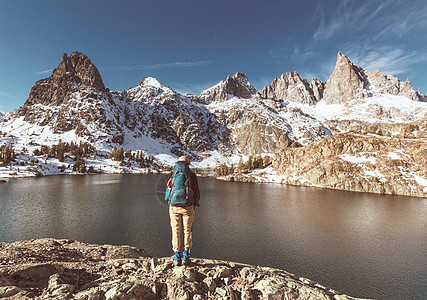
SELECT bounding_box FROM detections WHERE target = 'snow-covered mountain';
[1,51,426,196]
[323,52,426,104]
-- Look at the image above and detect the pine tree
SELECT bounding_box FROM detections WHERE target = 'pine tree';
[72,156,86,173]
[57,142,66,162]
[246,156,253,170]
[237,157,244,172]
[263,156,271,167]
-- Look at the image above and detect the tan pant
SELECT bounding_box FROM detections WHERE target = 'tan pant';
[169,205,195,252]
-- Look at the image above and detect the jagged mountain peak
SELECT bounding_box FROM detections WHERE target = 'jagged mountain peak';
[228,71,248,82]
[224,72,258,98]
[138,77,164,89]
[323,52,427,103]
[336,51,353,66]
[132,76,177,100]
[261,71,317,105]
[199,72,258,104]
[322,52,369,104]
[23,51,107,108]
[54,51,106,92]
[280,71,299,79]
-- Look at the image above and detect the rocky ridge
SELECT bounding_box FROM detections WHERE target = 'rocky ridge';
[0,239,360,300]
[322,52,426,104]
[6,52,229,160]
[0,51,426,196]
[261,71,317,105]
[199,72,259,104]
[272,132,427,197]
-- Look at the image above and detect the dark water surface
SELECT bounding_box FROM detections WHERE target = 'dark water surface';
[0,174,426,299]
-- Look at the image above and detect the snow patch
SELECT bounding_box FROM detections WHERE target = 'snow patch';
[413,175,427,187]
[387,152,403,160]
[142,77,163,89]
[312,94,427,123]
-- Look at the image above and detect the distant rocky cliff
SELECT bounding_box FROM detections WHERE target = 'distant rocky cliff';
[0,239,359,300]
[199,72,259,104]
[273,132,427,197]
[260,52,426,106]
[322,52,426,104]
[260,71,317,105]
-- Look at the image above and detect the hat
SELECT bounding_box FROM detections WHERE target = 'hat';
[178,156,191,165]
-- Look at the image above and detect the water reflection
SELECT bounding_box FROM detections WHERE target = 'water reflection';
[0,174,426,299]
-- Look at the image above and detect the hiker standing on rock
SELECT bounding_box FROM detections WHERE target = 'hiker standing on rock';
[165,156,200,266]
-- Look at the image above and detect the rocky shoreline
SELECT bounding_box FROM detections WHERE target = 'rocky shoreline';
[0,239,363,300]
[217,132,427,198]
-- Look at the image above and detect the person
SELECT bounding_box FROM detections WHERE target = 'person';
[165,156,200,266]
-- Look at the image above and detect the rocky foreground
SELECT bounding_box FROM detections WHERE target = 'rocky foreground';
[0,239,362,300]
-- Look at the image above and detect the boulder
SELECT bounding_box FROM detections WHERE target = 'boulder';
[0,239,360,300]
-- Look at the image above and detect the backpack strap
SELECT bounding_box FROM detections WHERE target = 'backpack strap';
[185,173,191,201]
[168,170,178,204]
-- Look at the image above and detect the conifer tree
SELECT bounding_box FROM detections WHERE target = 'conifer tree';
[72,156,86,173]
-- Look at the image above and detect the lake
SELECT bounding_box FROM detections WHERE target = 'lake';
[0,174,426,299]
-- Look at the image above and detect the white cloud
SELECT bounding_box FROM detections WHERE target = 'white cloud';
[313,0,378,41]
[312,0,426,42]
[102,60,213,72]
[35,69,54,75]
[0,90,17,99]
[342,45,427,75]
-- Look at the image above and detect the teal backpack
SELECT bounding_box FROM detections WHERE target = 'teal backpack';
[165,161,194,206]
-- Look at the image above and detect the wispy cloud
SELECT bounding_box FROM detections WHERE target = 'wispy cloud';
[0,90,17,99]
[372,3,427,40]
[313,0,392,41]
[102,60,213,72]
[36,69,54,75]
[341,44,427,76]
[312,0,427,42]
[268,46,317,67]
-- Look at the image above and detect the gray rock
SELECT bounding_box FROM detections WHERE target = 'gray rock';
[323,52,369,104]
[261,71,316,105]
[173,266,196,281]
[199,72,259,104]
[203,276,216,292]
[0,285,22,298]
[273,132,427,197]
[0,239,361,300]
[104,283,155,300]
[215,287,228,297]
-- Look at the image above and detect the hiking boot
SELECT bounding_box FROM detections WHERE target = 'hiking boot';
[172,252,181,266]
[182,250,190,266]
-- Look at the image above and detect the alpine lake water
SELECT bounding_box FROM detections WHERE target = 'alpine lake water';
[0,174,426,299]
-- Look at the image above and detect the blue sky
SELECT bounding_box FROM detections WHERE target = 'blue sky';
[0,0,426,112]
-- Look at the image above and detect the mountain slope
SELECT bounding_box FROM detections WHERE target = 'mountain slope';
[273,132,427,197]
[322,52,426,104]
[199,72,259,104]
[0,51,426,196]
